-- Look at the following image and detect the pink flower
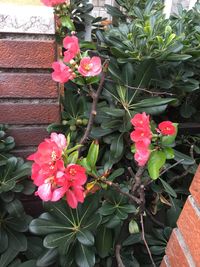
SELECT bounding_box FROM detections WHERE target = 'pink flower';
[36,182,66,202]
[50,133,67,150]
[78,56,102,77]
[41,0,66,7]
[66,186,85,208]
[27,134,88,208]
[64,164,87,208]
[130,128,152,144]
[27,139,62,166]
[131,112,150,128]
[30,159,67,202]
[158,121,176,135]
[65,164,87,186]
[134,149,150,166]
[52,61,75,83]
[30,160,65,186]
[135,140,150,150]
[63,36,80,62]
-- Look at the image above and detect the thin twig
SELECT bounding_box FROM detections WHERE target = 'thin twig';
[168,169,190,184]
[102,180,141,205]
[145,209,165,228]
[105,78,175,96]
[128,167,135,177]
[140,214,156,267]
[168,145,195,184]
[159,159,184,176]
[115,244,125,267]
[131,166,145,193]
[80,61,109,145]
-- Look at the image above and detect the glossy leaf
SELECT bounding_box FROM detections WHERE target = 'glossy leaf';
[96,226,113,258]
[77,229,94,246]
[148,151,166,180]
[160,178,177,198]
[86,141,99,169]
[75,243,95,267]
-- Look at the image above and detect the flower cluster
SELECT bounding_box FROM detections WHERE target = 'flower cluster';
[130,113,176,167]
[41,0,67,6]
[27,133,87,209]
[52,35,102,83]
[130,113,152,166]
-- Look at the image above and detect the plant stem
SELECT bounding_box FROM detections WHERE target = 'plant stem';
[80,61,109,145]
[115,244,125,267]
[105,78,175,96]
[131,166,145,193]
[102,180,141,205]
[145,208,165,228]
[140,214,156,267]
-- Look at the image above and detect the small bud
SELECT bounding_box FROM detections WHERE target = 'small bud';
[62,120,68,125]
[76,119,83,125]
[82,119,88,125]
[70,125,76,131]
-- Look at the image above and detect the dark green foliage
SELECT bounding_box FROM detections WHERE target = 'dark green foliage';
[0,126,42,267]
[29,1,200,266]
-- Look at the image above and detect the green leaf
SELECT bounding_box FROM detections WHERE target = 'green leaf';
[83,213,102,231]
[8,231,27,252]
[120,204,136,213]
[19,260,37,267]
[5,199,24,218]
[133,97,177,108]
[122,233,142,246]
[166,54,192,61]
[159,178,177,198]
[86,141,99,169]
[129,220,140,234]
[180,102,196,118]
[107,168,124,181]
[96,226,113,258]
[134,59,155,88]
[43,232,75,249]
[3,157,17,180]
[101,108,125,118]
[60,16,75,31]
[148,151,166,180]
[105,215,121,228]
[174,150,195,165]
[161,123,178,146]
[0,228,8,253]
[75,243,95,267]
[29,218,70,235]
[6,215,30,232]
[77,230,94,246]
[0,248,19,267]
[99,203,115,216]
[36,248,58,267]
[163,147,175,159]
[85,76,100,85]
[110,134,124,159]
[67,151,78,164]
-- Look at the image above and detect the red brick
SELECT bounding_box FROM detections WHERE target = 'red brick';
[0,73,58,98]
[160,255,171,267]
[12,147,37,158]
[0,39,55,68]
[0,103,60,124]
[177,196,200,264]
[7,127,49,146]
[190,165,200,207]
[165,228,194,267]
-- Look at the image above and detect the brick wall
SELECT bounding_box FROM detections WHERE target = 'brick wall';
[160,165,200,267]
[0,4,60,158]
